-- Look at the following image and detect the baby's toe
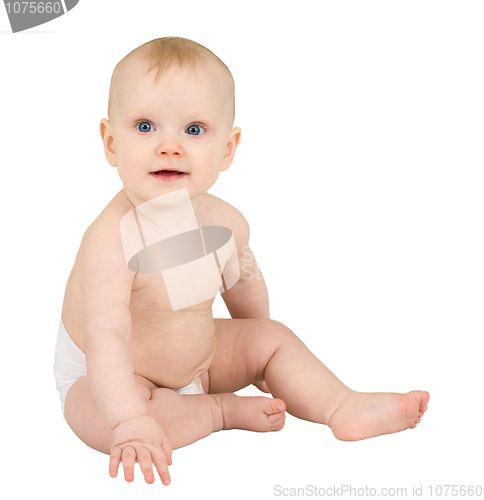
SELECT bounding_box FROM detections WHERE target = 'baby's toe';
[268,412,286,430]
[409,391,430,417]
[268,410,286,423]
[263,398,286,416]
[419,391,430,409]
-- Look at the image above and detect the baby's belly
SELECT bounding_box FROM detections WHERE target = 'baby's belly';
[129,308,216,389]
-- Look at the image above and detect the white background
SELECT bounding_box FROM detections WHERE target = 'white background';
[1,1,483,498]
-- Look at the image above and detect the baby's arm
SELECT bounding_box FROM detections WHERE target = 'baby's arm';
[80,224,171,484]
[221,211,270,319]
[80,226,147,427]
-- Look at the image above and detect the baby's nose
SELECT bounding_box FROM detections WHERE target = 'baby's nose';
[156,137,183,156]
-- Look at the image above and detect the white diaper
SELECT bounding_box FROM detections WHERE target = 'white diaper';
[53,317,205,419]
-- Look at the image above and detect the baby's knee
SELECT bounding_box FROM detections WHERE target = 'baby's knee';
[146,387,182,422]
[260,318,301,347]
[134,374,158,401]
[148,386,180,408]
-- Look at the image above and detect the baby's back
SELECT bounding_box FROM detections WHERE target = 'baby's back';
[61,189,244,390]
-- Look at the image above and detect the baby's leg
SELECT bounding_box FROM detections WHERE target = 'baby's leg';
[149,390,286,450]
[64,375,285,455]
[209,318,429,441]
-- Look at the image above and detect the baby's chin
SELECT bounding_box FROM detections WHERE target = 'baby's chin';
[121,184,186,210]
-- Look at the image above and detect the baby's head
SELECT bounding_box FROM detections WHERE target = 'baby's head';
[100,37,241,206]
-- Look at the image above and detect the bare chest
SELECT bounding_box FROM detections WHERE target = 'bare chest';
[60,191,239,387]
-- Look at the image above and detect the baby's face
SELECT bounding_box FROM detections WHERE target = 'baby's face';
[102,60,240,206]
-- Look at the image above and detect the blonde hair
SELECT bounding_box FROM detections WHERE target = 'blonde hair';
[107,37,235,123]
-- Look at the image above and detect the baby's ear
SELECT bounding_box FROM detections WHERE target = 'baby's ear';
[221,127,242,172]
[100,119,116,167]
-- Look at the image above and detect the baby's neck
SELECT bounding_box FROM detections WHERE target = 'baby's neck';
[122,188,203,219]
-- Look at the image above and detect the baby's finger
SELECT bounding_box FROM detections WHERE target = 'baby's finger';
[136,448,155,484]
[151,446,171,486]
[161,440,173,466]
[121,446,137,482]
[109,448,122,478]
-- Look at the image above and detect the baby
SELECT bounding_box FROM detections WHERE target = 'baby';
[54,37,429,486]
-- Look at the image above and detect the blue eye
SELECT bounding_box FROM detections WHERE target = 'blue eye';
[136,121,154,133]
[186,124,206,135]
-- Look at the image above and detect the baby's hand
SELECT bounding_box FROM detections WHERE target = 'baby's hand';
[109,414,173,485]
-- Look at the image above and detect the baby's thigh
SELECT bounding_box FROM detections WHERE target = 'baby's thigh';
[64,375,154,455]
[209,318,296,393]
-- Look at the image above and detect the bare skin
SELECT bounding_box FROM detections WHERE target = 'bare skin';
[60,51,429,486]
[62,190,429,485]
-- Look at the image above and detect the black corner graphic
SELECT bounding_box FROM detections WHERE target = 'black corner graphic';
[64,0,78,12]
[3,0,79,33]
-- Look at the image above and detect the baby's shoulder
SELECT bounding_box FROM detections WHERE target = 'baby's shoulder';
[82,194,130,244]
[203,193,248,227]
[78,192,134,269]
[202,193,250,247]
[203,192,244,219]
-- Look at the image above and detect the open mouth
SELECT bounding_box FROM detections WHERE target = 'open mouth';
[150,170,187,181]
[152,170,185,175]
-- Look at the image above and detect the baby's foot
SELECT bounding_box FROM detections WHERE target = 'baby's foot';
[328,390,430,441]
[214,393,286,432]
